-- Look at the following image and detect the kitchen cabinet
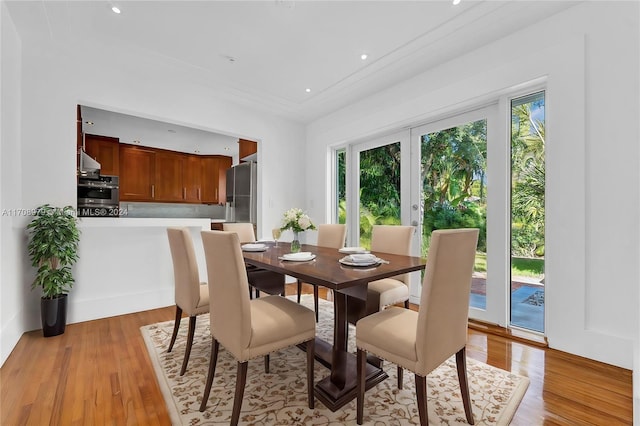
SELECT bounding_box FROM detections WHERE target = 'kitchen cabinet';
[119,144,231,204]
[239,139,257,162]
[85,134,120,176]
[183,155,202,202]
[154,151,184,202]
[201,155,231,204]
[119,145,156,201]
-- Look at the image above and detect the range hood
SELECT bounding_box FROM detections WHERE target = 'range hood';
[79,149,101,178]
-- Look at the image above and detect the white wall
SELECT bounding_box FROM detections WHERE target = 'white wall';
[0,14,306,365]
[307,1,639,374]
[0,2,28,366]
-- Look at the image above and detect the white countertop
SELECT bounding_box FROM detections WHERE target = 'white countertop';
[77,217,211,228]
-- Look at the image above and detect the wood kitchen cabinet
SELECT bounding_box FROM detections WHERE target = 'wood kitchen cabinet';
[118,144,231,204]
[119,145,156,201]
[85,134,120,176]
[239,139,257,162]
[201,155,231,204]
[183,155,202,202]
[154,151,184,202]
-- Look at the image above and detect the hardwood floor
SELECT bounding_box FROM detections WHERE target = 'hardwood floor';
[1,284,633,425]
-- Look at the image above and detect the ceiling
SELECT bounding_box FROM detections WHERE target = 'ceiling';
[5,0,578,149]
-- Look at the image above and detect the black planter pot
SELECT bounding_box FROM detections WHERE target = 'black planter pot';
[41,294,68,337]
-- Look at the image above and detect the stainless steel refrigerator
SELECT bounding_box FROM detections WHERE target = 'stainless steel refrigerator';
[225,162,257,224]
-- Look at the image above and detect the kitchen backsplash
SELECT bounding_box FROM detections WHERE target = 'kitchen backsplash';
[120,202,225,219]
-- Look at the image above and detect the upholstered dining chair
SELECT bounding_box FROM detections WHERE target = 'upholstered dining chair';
[296,223,347,322]
[223,222,286,298]
[368,224,414,311]
[199,230,316,425]
[356,228,479,426]
[166,227,209,376]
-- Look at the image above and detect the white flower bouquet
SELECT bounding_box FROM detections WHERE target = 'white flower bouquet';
[280,208,316,233]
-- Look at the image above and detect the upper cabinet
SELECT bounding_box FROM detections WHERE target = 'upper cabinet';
[119,145,156,201]
[239,139,257,162]
[118,144,230,204]
[84,134,120,176]
[201,155,232,204]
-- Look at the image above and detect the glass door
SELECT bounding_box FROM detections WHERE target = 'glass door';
[411,104,508,325]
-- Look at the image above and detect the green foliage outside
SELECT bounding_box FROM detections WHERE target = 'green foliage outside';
[336,93,545,279]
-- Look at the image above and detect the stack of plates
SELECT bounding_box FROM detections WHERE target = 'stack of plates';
[279,252,316,262]
[241,243,267,252]
[339,253,381,267]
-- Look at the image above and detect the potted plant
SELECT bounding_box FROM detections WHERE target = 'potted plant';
[26,204,80,337]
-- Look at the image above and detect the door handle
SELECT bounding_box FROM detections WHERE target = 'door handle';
[151,185,155,199]
[198,188,201,200]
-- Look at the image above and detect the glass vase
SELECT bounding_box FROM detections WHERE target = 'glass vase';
[290,231,301,253]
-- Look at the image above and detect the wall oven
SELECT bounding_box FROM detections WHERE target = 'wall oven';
[77,175,120,217]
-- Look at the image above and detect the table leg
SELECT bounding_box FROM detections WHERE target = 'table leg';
[313,288,388,411]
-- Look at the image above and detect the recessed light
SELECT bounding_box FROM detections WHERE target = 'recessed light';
[452,0,461,5]
[224,147,230,151]
[360,54,368,60]
[111,6,121,14]
[305,88,311,93]
[133,140,140,144]
[85,121,94,125]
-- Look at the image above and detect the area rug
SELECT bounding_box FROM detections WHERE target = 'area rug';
[141,295,529,425]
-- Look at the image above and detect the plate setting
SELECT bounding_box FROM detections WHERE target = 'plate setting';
[241,243,267,252]
[338,254,382,267]
[279,252,316,262]
[338,247,370,254]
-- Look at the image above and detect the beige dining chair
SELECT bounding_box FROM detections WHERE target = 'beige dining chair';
[296,224,347,321]
[223,222,286,298]
[368,224,414,310]
[166,227,209,376]
[356,228,479,426]
[199,230,316,425]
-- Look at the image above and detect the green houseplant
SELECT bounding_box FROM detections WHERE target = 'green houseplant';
[27,204,80,337]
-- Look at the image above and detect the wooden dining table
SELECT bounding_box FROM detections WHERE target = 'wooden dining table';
[242,242,427,411]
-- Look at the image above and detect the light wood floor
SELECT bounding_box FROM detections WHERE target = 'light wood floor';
[1,284,633,425]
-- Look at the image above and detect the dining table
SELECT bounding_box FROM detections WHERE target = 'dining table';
[242,241,427,412]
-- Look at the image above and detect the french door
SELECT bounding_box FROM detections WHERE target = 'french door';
[342,99,544,331]
[410,104,507,325]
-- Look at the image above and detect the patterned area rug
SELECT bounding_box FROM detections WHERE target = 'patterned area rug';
[141,295,529,425]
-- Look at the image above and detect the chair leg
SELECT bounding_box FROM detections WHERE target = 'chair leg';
[199,338,220,412]
[456,348,475,424]
[313,285,319,322]
[249,284,253,299]
[297,279,302,303]
[167,306,182,352]
[397,366,403,389]
[306,339,315,409]
[231,361,249,426]
[414,374,428,426]
[356,348,367,424]
[404,300,410,309]
[179,315,197,376]
[264,354,270,374]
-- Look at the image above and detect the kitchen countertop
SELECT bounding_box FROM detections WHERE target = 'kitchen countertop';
[77,217,211,228]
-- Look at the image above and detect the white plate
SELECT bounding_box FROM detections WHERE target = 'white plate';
[280,252,316,262]
[242,243,267,252]
[338,247,370,254]
[339,256,381,267]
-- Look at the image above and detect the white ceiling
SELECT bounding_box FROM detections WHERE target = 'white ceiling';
[5,0,578,150]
